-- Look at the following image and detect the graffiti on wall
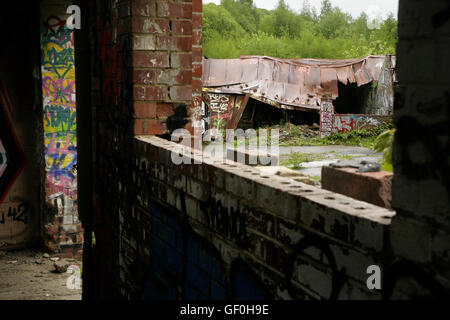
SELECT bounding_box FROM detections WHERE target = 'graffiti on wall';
[200,196,248,247]
[203,93,234,137]
[139,196,266,300]
[332,114,392,134]
[40,13,79,242]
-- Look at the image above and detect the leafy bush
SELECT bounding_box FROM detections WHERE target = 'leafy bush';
[374,128,396,172]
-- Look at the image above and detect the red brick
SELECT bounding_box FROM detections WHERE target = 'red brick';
[132,34,156,50]
[156,1,169,17]
[173,70,192,85]
[156,35,171,50]
[156,103,175,117]
[157,69,192,85]
[192,63,202,78]
[171,37,191,51]
[134,86,167,101]
[131,0,156,16]
[133,52,169,68]
[134,119,167,135]
[192,79,202,92]
[192,0,202,13]
[172,20,192,35]
[192,13,202,30]
[134,69,155,85]
[134,102,157,118]
[158,2,192,18]
[169,86,192,101]
[45,224,58,236]
[192,47,202,64]
[171,53,192,68]
[132,18,169,33]
[192,30,202,46]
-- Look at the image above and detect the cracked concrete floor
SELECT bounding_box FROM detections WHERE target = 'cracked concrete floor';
[0,249,82,300]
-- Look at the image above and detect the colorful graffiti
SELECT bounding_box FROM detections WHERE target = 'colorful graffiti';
[332,114,392,133]
[40,13,78,237]
[0,80,26,204]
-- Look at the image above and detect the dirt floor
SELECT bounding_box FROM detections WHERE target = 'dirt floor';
[0,249,82,300]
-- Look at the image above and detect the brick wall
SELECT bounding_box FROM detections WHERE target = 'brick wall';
[118,136,394,299]
[389,0,450,298]
[86,0,200,298]
[131,0,200,136]
[83,0,450,299]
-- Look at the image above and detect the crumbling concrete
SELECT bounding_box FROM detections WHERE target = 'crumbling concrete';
[322,166,393,209]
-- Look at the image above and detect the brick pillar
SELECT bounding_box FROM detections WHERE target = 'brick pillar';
[389,0,450,297]
[132,0,196,136]
[319,95,334,138]
[40,0,83,259]
[190,0,203,146]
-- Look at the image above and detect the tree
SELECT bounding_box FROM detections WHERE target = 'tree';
[320,0,333,18]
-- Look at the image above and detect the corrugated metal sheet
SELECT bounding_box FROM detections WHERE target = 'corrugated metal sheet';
[202,55,395,111]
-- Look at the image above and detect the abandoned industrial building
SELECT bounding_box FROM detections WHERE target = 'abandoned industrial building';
[202,55,395,137]
[0,0,449,303]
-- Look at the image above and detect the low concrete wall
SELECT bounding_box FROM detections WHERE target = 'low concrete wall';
[117,136,397,299]
[322,166,393,210]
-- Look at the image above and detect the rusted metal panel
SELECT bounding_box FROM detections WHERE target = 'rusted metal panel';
[202,55,394,111]
[227,94,250,130]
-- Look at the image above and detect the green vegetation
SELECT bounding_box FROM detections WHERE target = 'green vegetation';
[374,128,396,172]
[278,123,394,148]
[280,151,326,169]
[204,0,397,59]
[280,150,358,170]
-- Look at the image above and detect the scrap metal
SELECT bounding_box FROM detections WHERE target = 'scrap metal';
[202,55,396,111]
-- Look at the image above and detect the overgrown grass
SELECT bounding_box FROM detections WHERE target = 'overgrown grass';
[280,151,358,170]
[279,124,394,148]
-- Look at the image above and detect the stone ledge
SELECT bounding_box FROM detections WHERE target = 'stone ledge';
[322,165,393,210]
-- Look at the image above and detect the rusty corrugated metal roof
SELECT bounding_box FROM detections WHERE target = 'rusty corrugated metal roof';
[202,55,395,111]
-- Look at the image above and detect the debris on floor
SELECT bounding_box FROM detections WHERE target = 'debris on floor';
[0,249,82,300]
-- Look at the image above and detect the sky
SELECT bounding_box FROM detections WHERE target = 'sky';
[202,0,399,19]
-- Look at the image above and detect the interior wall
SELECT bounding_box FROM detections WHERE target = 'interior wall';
[390,0,450,297]
[0,2,44,250]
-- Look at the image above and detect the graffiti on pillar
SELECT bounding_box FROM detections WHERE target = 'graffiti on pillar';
[40,12,80,251]
[320,99,334,138]
[204,93,234,138]
[0,81,26,204]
